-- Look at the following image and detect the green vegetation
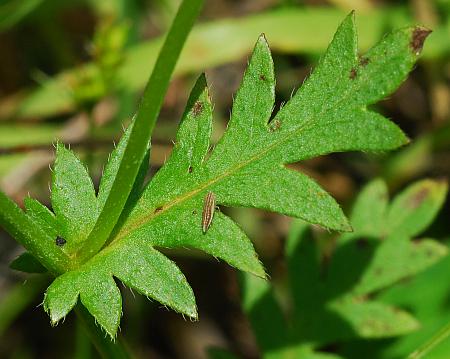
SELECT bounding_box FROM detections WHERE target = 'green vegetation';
[0,1,448,358]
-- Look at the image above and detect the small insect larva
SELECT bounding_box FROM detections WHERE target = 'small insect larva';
[202,191,216,233]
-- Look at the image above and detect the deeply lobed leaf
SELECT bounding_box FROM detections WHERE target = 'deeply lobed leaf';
[6,13,433,337]
[44,235,196,336]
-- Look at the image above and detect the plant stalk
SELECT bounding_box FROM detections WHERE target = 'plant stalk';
[77,0,205,264]
[407,321,450,359]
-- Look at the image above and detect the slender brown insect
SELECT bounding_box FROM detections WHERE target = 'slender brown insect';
[202,191,216,233]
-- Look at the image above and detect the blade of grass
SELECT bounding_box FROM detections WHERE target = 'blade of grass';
[76,0,205,264]
[407,321,450,359]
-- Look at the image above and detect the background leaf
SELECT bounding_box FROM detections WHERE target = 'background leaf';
[239,177,447,358]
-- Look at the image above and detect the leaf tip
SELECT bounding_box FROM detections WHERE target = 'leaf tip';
[342,9,356,28]
[410,27,432,56]
[341,218,353,233]
[195,72,208,90]
[255,33,272,56]
[184,73,211,117]
[257,32,268,44]
[249,259,267,279]
[55,141,66,153]
[185,306,199,321]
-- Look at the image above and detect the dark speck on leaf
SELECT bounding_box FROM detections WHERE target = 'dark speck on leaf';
[269,119,281,132]
[154,206,163,214]
[410,28,432,55]
[192,210,197,215]
[259,74,266,81]
[409,187,430,208]
[426,248,435,257]
[192,101,203,116]
[188,166,193,173]
[359,56,369,67]
[349,68,357,80]
[55,237,66,246]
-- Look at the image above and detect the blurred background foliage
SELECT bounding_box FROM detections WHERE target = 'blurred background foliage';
[0,0,449,358]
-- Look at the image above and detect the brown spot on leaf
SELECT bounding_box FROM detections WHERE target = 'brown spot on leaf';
[359,56,369,67]
[269,119,281,132]
[349,68,357,80]
[259,74,266,81]
[188,166,193,173]
[192,101,203,116]
[154,206,163,214]
[409,187,430,208]
[410,28,432,55]
[425,248,436,257]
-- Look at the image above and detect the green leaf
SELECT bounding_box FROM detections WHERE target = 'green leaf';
[0,191,68,273]
[340,179,388,241]
[330,299,419,338]
[10,252,47,273]
[24,197,58,239]
[241,272,329,359]
[116,74,265,279]
[44,235,196,337]
[254,181,446,357]
[353,235,448,296]
[387,179,448,237]
[97,119,151,237]
[51,144,98,254]
[97,121,136,210]
[16,13,430,338]
[284,180,446,350]
[77,0,205,264]
[240,273,292,358]
[349,179,449,295]
[378,247,450,359]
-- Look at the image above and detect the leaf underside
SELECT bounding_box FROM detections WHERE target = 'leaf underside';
[10,13,431,337]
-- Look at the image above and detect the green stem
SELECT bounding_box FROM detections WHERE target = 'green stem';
[408,321,450,359]
[77,0,205,264]
[74,320,92,359]
[75,305,132,359]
